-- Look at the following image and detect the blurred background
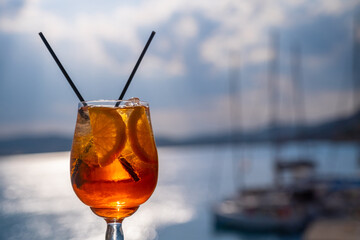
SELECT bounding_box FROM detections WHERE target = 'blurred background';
[0,0,360,239]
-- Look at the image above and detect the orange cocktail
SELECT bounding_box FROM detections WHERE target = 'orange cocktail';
[70,99,158,221]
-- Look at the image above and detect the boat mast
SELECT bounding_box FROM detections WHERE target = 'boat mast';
[352,13,360,169]
[228,52,244,192]
[290,45,305,133]
[352,13,360,113]
[268,31,281,187]
[290,44,311,159]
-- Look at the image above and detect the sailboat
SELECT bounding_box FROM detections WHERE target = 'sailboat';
[213,34,317,234]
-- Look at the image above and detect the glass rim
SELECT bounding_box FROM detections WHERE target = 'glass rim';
[79,99,149,107]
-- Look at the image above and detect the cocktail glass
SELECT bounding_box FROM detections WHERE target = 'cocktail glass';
[70,99,158,240]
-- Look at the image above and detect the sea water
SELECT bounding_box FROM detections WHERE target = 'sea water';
[0,142,358,240]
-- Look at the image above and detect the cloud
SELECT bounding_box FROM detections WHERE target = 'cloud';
[173,15,198,41]
[0,0,26,16]
[0,0,359,138]
[0,0,177,74]
[199,0,359,70]
[141,55,186,77]
[1,0,358,75]
[151,84,356,137]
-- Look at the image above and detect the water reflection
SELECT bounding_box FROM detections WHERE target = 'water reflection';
[0,150,196,240]
[0,143,358,240]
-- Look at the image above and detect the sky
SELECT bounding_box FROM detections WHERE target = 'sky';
[0,0,359,139]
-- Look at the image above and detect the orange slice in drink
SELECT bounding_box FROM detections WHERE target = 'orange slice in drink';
[88,106,126,167]
[128,106,157,163]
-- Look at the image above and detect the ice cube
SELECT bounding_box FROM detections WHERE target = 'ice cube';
[78,107,90,121]
[74,107,92,138]
[128,97,140,106]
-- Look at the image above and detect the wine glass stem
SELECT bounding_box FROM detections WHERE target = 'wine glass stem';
[106,222,124,240]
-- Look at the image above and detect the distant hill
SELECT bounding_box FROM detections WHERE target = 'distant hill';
[304,109,360,141]
[0,136,72,156]
[0,110,359,156]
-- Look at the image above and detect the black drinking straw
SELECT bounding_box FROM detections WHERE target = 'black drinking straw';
[39,32,86,105]
[116,31,156,106]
